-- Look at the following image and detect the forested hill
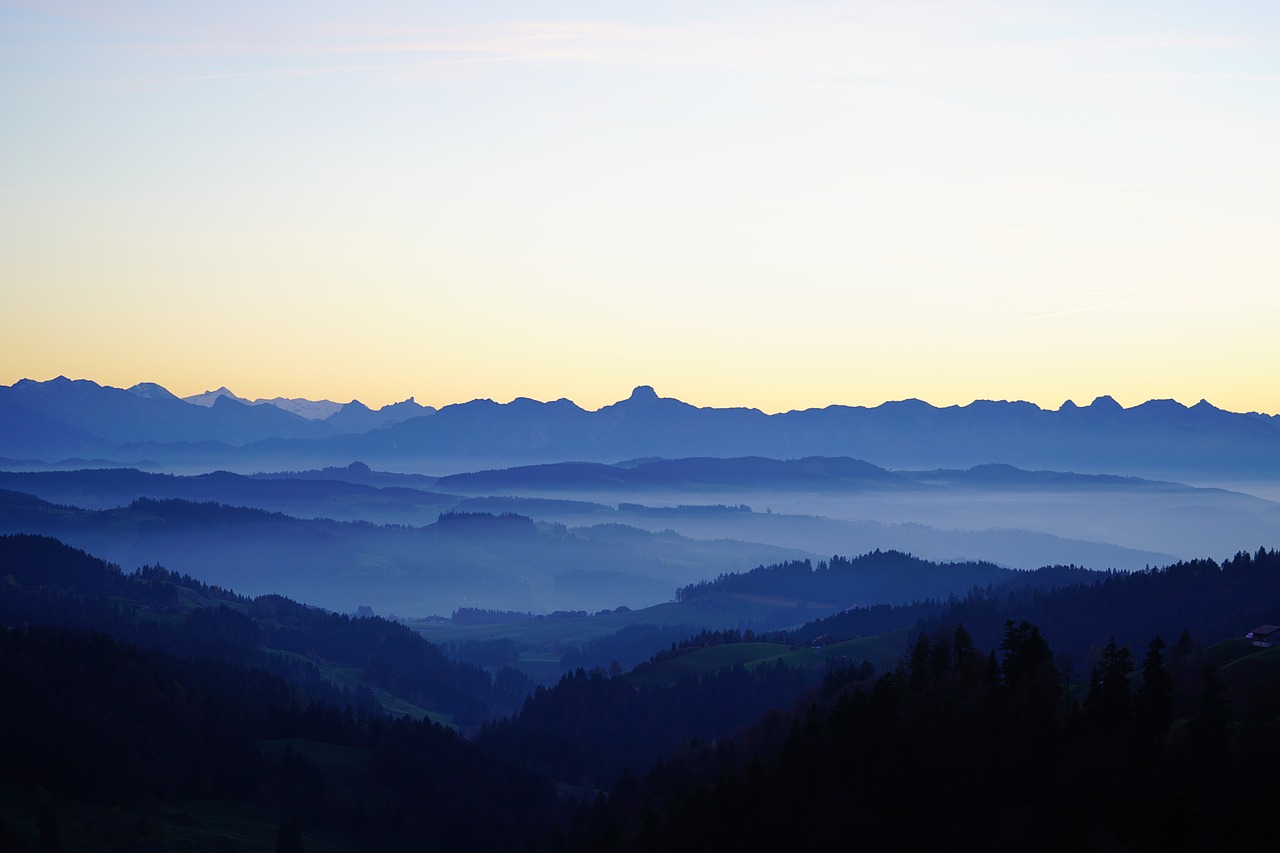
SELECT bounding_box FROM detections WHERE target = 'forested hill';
[473,544,1280,851]
[8,529,1280,850]
[0,534,526,725]
[793,547,1280,662]
[0,623,555,852]
[477,658,820,791]
[560,619,1278,852]
[675,550,1069,608]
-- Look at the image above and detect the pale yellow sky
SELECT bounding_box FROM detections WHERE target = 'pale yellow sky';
[2,1,1278,414]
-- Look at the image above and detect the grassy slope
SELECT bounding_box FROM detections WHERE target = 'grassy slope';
[1214,637,1280,695]
[313,661,449,726]
[626,628,915,687]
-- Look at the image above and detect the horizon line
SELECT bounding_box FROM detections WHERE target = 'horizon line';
[5,375,1276,419]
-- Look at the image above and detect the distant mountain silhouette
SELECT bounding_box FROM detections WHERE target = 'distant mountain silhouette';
[250,395,343,420]
[297,387,1280,480]
[324,397,435,433]
[184,387,351,420]
[1,377,332,447]
[0,396,114,459]
[182,385,252,407]
[126,381,180,401]
[5,380,1280,481]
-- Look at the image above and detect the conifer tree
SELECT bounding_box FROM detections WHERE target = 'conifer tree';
[1135,636,1173,742]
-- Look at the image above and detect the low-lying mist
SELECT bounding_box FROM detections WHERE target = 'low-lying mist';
[3,457,1278,618]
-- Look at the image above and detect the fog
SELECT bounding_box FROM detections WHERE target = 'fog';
[431,481,1280,570]
[4,461,1277,619]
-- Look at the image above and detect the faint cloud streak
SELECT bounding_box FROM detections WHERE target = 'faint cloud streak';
[134,54,521,83]
[1015,301,1139,322]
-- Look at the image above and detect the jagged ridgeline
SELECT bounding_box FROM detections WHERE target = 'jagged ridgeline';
[6,377,1280,480]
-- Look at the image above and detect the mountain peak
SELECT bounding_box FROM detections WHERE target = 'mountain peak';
[15,376,76,388]
[628,385,659,402]
[209,393,250,409]
[127,382,179,401]
[1088,395,1122,411]
[252,396,343,420]
[183,387,247,407]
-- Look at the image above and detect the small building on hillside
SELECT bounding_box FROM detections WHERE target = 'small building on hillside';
[1246,625,1280,648]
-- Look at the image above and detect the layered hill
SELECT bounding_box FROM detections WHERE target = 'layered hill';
[0,490,816,615]
[0,462,1191,571]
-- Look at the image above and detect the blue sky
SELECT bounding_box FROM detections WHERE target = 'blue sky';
[3,1,1278,412]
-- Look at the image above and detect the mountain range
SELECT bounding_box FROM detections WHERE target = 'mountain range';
[4,378,1280,482]
[0,376,433,461]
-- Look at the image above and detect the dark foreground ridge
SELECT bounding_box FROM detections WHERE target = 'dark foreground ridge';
[5,533,1280,851]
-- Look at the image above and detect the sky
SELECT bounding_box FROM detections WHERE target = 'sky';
[2,1,1278,413]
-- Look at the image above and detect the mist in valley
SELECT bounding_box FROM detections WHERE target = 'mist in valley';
[5,457,1279,624]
